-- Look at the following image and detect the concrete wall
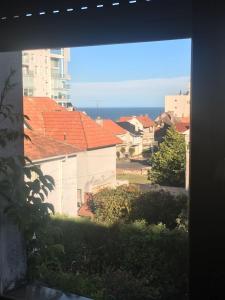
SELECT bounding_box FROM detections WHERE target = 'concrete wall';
[165,94,190,118]
[0,52,26,294]
[38,155,77,216]
[77,146,117,200]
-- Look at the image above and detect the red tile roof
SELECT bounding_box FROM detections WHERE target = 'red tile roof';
[24,130,78,161]
[101,119,127,135]
[175,122,190,133]
[136,115,155,127]
[42,111,123,150]
[24,97,66,133]
[118,115,154,128]
[24,97,122,150]
[118,116,133,122]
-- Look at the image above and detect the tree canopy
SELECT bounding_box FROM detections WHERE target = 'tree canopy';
[148,126,186,187]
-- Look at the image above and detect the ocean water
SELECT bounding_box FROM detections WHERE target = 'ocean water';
[77,107,164,121]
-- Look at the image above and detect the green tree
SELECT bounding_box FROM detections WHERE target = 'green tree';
[116,151,120,160]
[120,147,126,156]
[148,126,186,187]
[129,147,135,157]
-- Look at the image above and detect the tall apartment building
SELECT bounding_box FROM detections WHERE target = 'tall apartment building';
[165,92,190,118]
[22,48,71,107]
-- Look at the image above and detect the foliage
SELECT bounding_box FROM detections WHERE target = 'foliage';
[148,126,186,187]
[36,217,188,300]
[0,70,56,279]
[131,190,188,229]
[129,147,135,157]
[91,185,139,224]
[91,186,188,229]
[120,147,126,154]
[116,151,120,159]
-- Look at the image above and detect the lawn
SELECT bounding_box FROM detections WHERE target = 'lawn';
[117,173,150,184]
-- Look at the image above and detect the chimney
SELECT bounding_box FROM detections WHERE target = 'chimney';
[96,116,103,126]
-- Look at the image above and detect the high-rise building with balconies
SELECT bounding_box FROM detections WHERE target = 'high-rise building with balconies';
[22,48,71,108]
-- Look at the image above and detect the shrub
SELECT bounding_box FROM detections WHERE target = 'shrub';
[91,186,188,229]
[120,147,126,155]
[91,185,139,224]
[37,218,188,300]
[131,190,188,229]
[129,147,135,157]
[116,151,120,159]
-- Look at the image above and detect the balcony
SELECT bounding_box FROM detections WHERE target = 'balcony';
[23,72,34,89]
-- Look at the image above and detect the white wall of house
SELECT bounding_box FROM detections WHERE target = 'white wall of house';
[36,155,78,216]
[128,118,144,131]
[142,127,155,148]
[77,146,117,200]
[165,94,190,118]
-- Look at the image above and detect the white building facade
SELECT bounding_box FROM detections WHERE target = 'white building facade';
[165,93,190,118]
[34,155,78,216]
[22,48,71,107]
[77,146,117,204]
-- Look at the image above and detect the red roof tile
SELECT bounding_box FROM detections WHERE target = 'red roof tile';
[24,130,78,161]
[118,115,154,128]
[42,111,123,150]
[175,122,190,133]
[118,116,133,122]
[101,119,127,135]
[136,116,155,127]
[24,97,122,150]
[24,97,66,133]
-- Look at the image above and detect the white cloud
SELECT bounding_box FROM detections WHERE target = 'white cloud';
[71,76,190,107]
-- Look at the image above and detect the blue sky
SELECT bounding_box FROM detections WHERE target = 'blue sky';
[69,39,191,107]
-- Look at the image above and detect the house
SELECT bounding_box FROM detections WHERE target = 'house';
[95,118,133,157]
[154,112,190,143]
[24,129,79,216]
[24,97,122,206]
[118,115,155,149]
[117,121,143,156]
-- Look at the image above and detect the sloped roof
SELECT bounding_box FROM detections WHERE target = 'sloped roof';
[118,115,154,128]
[136,115,155,127]
[42,111,123,150]
[117,121,143,136]
[175,122,190,133]
[118,116,133,122]
[24,130,78,161]
[24,97,122,150]
[24,96,65,133]
[101,119,127,135]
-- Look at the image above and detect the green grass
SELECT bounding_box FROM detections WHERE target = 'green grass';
[117,173,150,184]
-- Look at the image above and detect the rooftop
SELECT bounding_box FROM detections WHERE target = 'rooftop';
[24,130,78,161]
[100,119,128,135]
[24,97,122,151]
[118,115,154,128]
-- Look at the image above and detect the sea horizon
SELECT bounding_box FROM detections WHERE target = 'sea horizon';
[76,106,164,121]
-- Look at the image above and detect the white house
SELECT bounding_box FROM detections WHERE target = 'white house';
[96,118,133,157]
[118,115,155,149]
[24,97,122,209]
[116,121,143,156]
[24,130,79,216]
